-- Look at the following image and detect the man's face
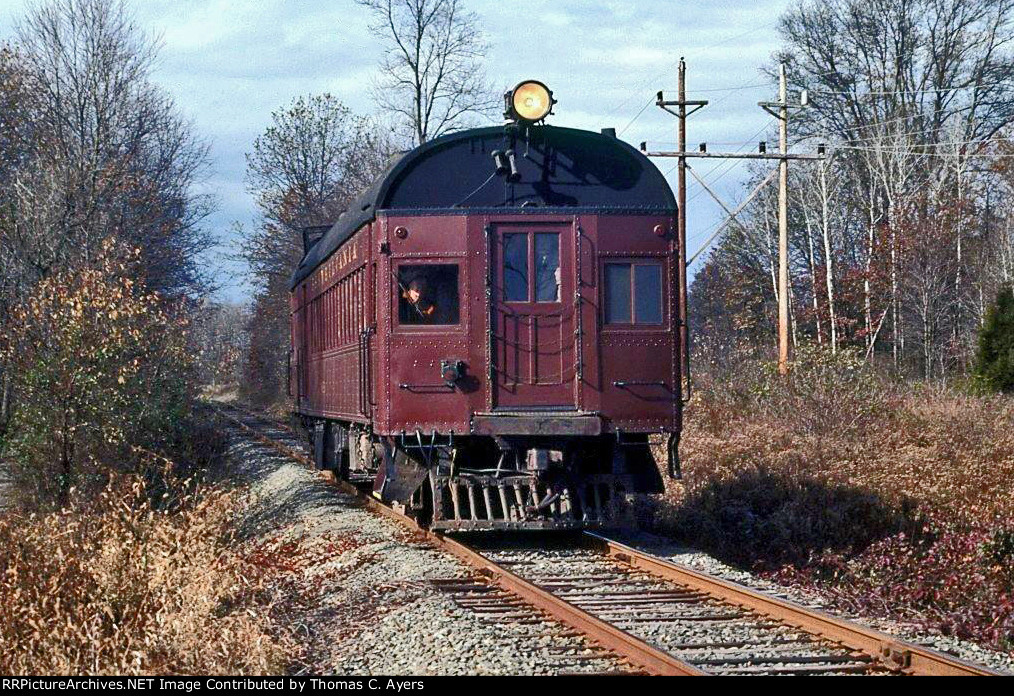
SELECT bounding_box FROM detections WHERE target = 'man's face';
[407,279,426,303]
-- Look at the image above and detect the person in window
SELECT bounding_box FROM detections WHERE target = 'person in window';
[399,266,460,325]
[402,275,448,325]
[401,276,436,323]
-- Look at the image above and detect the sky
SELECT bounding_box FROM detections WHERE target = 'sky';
[0,0,794,302]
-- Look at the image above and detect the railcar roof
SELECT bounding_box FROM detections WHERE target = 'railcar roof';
[290,125,676,289]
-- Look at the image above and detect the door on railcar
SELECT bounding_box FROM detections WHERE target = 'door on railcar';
[490,223,577,410]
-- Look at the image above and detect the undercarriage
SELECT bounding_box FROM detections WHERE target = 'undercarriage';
[298,417,671,532]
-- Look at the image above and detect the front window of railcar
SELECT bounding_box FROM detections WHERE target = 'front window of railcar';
[397,264,460,325]
[604,261,663,325]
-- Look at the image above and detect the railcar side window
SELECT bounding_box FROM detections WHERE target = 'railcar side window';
[634,265,662,323]
[397,264,460,325]
[604,262,663,325]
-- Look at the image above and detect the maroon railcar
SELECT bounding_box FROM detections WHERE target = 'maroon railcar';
[290,118,681,531]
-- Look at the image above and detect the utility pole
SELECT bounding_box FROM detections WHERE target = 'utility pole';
[675,59,691,399]
[777,64,790,374]
[648,60,819,379]
[658,58,707,401]
[759,63,810,375]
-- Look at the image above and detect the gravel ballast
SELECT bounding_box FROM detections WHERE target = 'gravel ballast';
[223,424,636,675]
[478,543,884,675]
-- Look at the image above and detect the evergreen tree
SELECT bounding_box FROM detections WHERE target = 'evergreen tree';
[975,286,1014,393]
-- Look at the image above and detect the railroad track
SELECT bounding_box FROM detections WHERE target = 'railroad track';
[215,402,1001,677]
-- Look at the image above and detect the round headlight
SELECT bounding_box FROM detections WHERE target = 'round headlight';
[509,80,554,122]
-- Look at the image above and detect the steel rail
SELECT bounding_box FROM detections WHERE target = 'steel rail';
[430,534,705,675]
[217,405,1001,677]
[583,532,1001,676]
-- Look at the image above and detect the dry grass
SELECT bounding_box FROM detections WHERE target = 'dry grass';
[648,349,1014,650]
[0,473,295,675]
[0,251,300,674]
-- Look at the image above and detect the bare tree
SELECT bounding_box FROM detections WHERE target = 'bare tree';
[191,301,249,389]
[897,195,969,378]
[357,0,495,145]
[247,94,392,232]
[243,94,393,288]
[821,160,841,352]
[861,122,919,368]
[12,0,214,297]
[0,46,41,311]
[241,94,392,405]
[2,0,214,440]
[781,0,1014,149]
[994,145,1014,287]
[764,0,1014,375]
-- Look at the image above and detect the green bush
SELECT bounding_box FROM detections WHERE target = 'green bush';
[974,286,1014,393]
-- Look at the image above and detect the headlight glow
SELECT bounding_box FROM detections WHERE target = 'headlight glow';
[507,80,554,122]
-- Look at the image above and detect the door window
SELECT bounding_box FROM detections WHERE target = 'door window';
[503,231,560,303]
[534,233,561,302]
[503,233,528,302]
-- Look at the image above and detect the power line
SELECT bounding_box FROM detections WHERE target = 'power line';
[603,21,778,123]
[654,119,778,261]
[618,96,655,136]
[807,80,1014,98]
[632,82,776,147]
[821,105,980,134]
[825,118,1005,143]
[833,143,1011,157]
[825,134,1013,151]
[832,125,984,145]
[694,80,777,93]
[663,117,778,200]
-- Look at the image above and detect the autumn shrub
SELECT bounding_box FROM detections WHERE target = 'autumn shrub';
[0,243,295,672]
[692,343,888,438]
[655,347,1014,650]
[772,512,1014,648]
[0,472,293,675]
[0,241,201,508]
